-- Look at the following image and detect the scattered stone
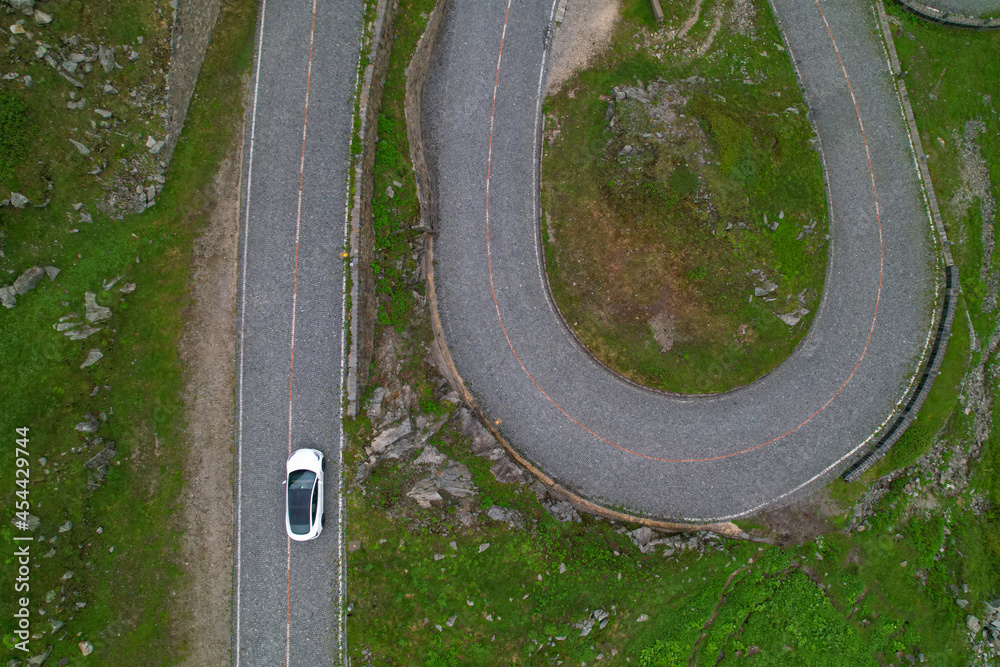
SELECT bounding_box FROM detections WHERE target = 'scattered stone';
[486,505,525,528]
[9,23,26,35]
[80,348,103,369]
[27,647,52,667]
[65,325,101,340]
[386,185,395,199]
[98,45,115,73]
[8,0,35,16]
[637,614,649,622]
[79,211,92,224]
[69,139,90,155]
[776,308,809,327]
[478,543,490,553]
[94,108,112,119]
[957,599,969,609]
[541,498,582,523]
[78,641,93,656]
[13,265,45,295]
[33,9,51,25]
[10,192,29,208]
[968,615,981,634]
[84,291,112,323]
[58,521,72,533]
[13,513,40,531]
[754,279,778,296]
[48,618,64,632]
[119,282,136,294]
[61,570,73,580]
[23,74,32,87]
[84,446,116,471]
[559,562,567,574]
[446,615,457,627]
[75,418,98,433]
[44,266,60,281]
[0,285,17,308]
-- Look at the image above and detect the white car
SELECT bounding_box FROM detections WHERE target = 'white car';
[285,448,324,541]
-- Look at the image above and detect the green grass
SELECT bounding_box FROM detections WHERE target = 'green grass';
[370,0,436,332]
[542,0,829,393]
[0,0,257,663]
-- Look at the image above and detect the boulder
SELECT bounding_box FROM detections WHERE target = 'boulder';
[13,265,45,295]
[12,513,40,531]
[8,0,33,15]
[98,45,115,73]
[0,285,16,308]
[69,139,90,155]
[33,9,51,25]
[486,505,525,528]
[368,420,412,456]
[80,348,103,368]
[84,291,112,322]
[43,266,60,281]
[10,192,29,208]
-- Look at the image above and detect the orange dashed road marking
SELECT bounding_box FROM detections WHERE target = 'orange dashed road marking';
[482,0,885,463]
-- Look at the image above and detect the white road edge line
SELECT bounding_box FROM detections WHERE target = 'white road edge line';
[235,0,268,663]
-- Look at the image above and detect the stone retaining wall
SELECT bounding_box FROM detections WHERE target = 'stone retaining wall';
[346,0,400,417]
[893,0,1000,29]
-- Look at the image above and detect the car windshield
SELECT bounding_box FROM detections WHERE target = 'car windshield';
[287,470,316,535]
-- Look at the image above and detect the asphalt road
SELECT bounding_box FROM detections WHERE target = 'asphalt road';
[425,0,938,521]
[233,0,360,665]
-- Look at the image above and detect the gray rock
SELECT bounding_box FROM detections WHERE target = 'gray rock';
[98,45,115,73]
[445,615,456,628]
[33,9,51,25]
[23,74,32,87]
[489,456,525,485]
[406,477,443,508]
[58,520,72,533]
[78,641,93,656]
[94,108,112,119]
[486,505,525,528]
[478,543,490,553]
[413,445,448,467]
[10,192,29,208]
[150,139,166,155]
[48,618,64,632]
[61,570,73,580]
[8,0,34,15]
[368,420,412,456]
[13,265,45,295]
[84,291,112,323]
[85,446,116,471]
[542,498,582,523]
[79,211,92,224]
[75,420,99,433]
[62,60,79,74]
[968,615,981,634]
[12,513,40,531]
[69,139,90,155]
[44,266,60,281]
[119,282,135,294]
[776,308,809,327]
[754,280,778,296]
[26,646,51,667]
[80,348,103,368]
[636,614,649,622]
[437,461,476,498]
[0,285,16,308]
[64,325,101,340]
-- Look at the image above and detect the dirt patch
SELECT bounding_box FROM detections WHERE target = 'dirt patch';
[168,113,242,664]
[547,0,621,94]
[750,487,842,544]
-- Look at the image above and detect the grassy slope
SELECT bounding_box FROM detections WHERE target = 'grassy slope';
[0,0,256,662]
[542,0,828,393]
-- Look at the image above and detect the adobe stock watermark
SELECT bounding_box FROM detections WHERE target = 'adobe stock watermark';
[11,426,33,654]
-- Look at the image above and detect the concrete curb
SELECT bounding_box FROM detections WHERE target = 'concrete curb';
[841,0,962,481]
[346,0,400,417]
[893,0,1000,29]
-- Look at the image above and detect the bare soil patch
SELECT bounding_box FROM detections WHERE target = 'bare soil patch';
[547,0,622,94]
[169,120,241,664]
